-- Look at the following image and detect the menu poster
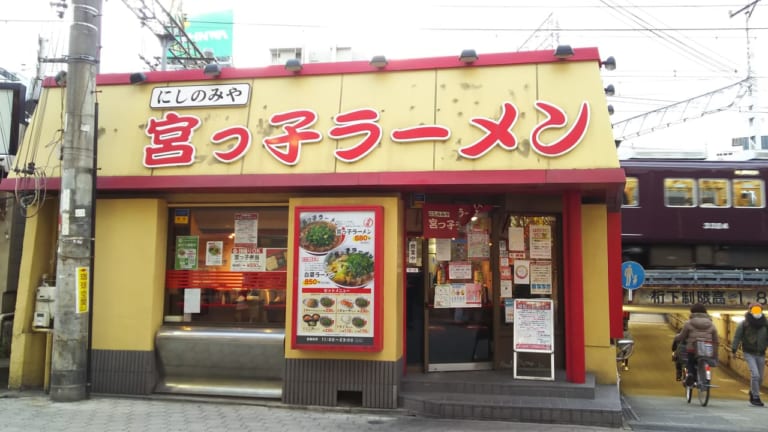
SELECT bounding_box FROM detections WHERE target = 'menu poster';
[504,298,515,323]
[205,241,223,266]
[513,298,554,353]
[231,246,265,271]
[265,248,287,271]
[234,212,259,245]
[175,236,199,270]
[529,225,552,259]
[500,279,513,297]
[508,226,525,252]
[464,283,482,307]
[292,206,383,352]
[435,238,452,261]
[433,283,481,308]
[530,261,553,295]
[448,261,472,280]
[500,264,512,280]
[468,230,490,258]
[434,283,452,308]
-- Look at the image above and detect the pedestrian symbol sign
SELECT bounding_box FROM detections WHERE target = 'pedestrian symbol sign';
[621,261,645,290]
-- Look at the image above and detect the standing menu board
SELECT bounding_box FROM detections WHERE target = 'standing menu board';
[513,298,554,380]
[292,206,383,351]
[513,299,554,352]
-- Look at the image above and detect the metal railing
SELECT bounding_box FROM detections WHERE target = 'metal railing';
[643,270,768,286]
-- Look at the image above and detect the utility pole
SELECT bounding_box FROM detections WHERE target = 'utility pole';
[730,0,762,150]
[50,0,102,402]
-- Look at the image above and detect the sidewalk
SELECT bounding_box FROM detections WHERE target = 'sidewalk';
[4,362,767,432]
[0,390,621,432]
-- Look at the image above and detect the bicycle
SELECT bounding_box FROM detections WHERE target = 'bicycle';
[681,341,718,407]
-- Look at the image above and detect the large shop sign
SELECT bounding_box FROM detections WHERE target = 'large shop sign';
[140,83,591,168]
[292,206,384,352]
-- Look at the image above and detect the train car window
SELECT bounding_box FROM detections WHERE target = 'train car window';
[663,178,696,207]
[697,179,730,207]
[623,177,639,206]
[733,179,765,208]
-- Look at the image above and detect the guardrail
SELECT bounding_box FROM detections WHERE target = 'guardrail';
[644,270,768,286]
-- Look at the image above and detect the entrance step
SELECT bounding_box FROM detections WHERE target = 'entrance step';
[399,370,623,428]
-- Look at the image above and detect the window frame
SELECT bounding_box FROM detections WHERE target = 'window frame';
[697,178,731,208]
[663,177,697,208]
[733,179,766,209]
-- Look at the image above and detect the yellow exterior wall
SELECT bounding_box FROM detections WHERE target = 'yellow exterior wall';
[15,61,618,181]
[581,204,616,384]
[92,199,168,350]
[286,196,403,361]
[9,202,58,389]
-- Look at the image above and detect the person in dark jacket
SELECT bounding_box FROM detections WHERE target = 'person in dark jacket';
[732,302,768,407]
[674,303,719,387]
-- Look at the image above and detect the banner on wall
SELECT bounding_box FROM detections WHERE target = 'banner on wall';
[292,206,384,352]
[422,204,492,238]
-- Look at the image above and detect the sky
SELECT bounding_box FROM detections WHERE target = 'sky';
[1,0,766,156]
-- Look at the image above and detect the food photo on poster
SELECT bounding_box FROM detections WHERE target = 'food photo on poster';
[292,207,382,351]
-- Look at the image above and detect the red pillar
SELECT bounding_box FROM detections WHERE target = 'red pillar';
[607,211,624,339]
[564,191,585,383]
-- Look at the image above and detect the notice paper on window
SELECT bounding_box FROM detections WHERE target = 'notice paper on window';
[184,288,201,314]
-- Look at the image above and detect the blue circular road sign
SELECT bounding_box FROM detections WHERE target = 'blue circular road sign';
[621,261,645,290]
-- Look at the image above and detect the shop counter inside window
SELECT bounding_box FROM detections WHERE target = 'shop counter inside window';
[165,271,287,325]
[165,206,289,326]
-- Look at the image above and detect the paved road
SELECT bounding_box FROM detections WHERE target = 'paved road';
[619,321,750,400]
[620,320,767,432]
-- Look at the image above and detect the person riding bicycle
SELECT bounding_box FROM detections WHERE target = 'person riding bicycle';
[674,303,719,386]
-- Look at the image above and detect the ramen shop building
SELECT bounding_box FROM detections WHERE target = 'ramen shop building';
[5,48,626,415]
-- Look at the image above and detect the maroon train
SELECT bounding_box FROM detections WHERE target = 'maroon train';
[620,156,768,272]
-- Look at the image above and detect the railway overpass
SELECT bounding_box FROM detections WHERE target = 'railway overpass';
[621,269,768,397]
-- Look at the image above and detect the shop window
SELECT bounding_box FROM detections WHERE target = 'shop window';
[697,178,730,207]
[623,177,639,207]
[164,206,289,326]
[664,178,696,207]
[733,179,765,208]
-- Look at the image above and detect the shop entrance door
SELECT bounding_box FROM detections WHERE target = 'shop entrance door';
[424,212,494,372]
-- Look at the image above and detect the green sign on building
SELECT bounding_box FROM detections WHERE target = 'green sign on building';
[184,9,233,60]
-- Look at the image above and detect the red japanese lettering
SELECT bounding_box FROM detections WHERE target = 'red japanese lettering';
[530,101,590,157]
[328,108,382,162]
[459,102,519,159]
[143,111,201,167]
[262,109,322,166]
[390,125,451,142]
[211,126,252,163]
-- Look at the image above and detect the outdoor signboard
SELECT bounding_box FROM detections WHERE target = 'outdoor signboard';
[513,298,555,380]
[292,206,383,351]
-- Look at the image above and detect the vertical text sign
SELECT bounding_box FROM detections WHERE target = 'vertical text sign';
[76,267,89,314]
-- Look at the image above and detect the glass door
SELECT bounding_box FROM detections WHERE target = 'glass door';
[425,214,493,371]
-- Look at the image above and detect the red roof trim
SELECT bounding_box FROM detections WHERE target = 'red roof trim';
[2,168,624,193]
[42,47,603,88]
